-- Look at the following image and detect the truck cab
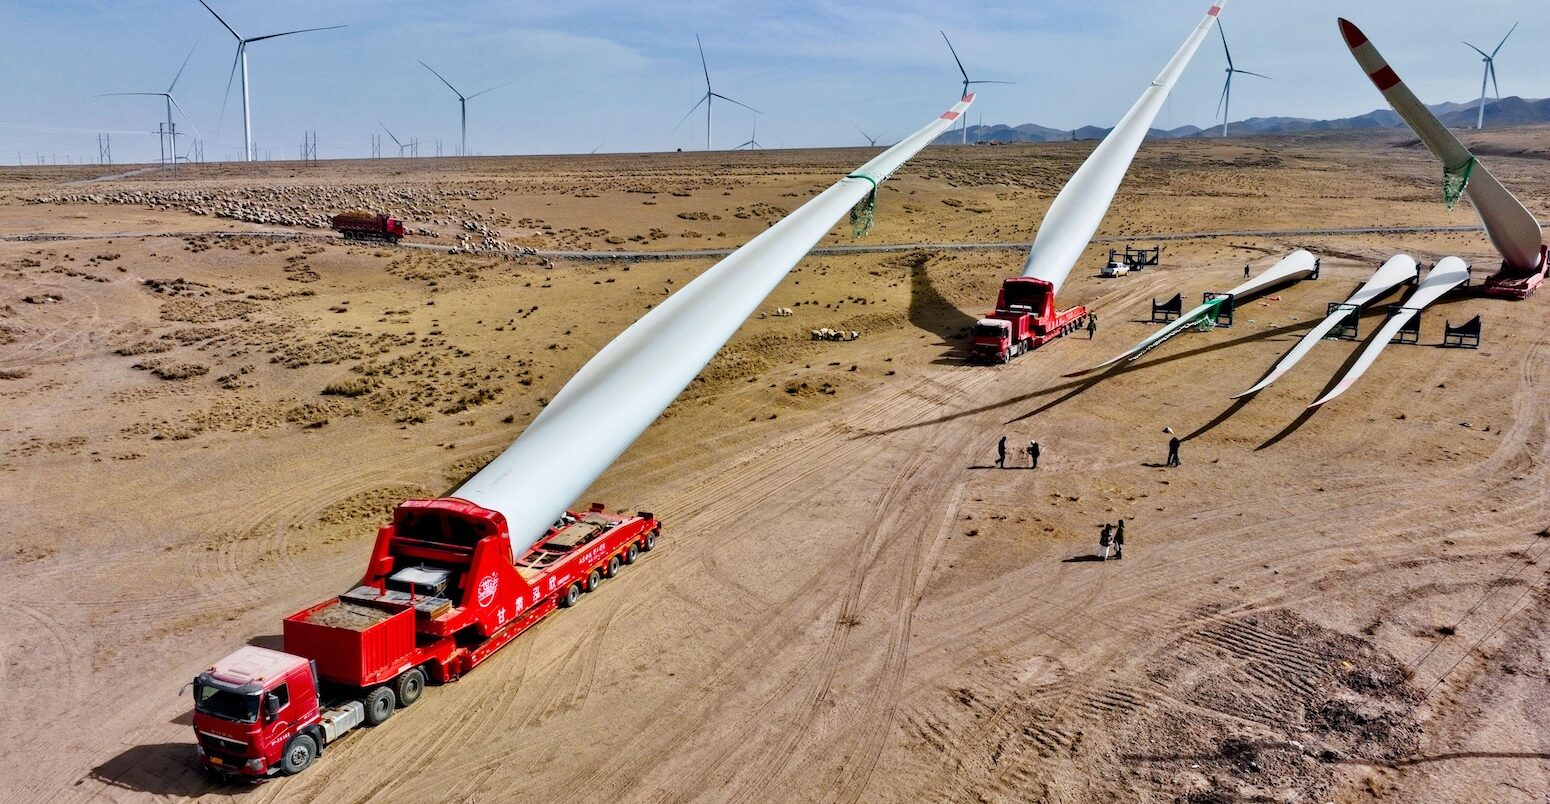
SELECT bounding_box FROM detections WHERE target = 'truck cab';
[191,646,323,780]
[971,277,1086,363]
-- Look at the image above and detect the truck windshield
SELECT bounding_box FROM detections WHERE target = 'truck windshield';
[194,682,259,724]
[972,323,1007,338]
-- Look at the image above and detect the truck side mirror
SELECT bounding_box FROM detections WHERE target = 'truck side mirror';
[180,680,194,697]
[263,694,280,722]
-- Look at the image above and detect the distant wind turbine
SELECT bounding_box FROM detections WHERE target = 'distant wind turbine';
[99,43,202,166]
[1215,21,1270,137]
[941,31,1012,144]
[735,116,763,150]
[378,121,414,158]
[419,60,512,157]
[855,126,880,147]
[198,0,345,162]
[675,35,759,151]
[1464,22,1518,130]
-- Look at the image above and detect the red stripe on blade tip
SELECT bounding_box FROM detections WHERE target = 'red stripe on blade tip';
[1369,66,1401,91]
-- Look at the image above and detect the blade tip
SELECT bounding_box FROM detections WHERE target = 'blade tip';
[1338,18,1366,48]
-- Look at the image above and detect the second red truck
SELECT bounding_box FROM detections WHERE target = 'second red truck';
[191,498,659,781]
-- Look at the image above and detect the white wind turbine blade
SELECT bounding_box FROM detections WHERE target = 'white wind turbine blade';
[419,60,465,99]
[1021,1,1227,295]
[1310,257,1471,407]
[168,42,198,93]
[466,82,512,101]
[455,94,977,553]
[198,0,242,41]
[1341,18,1543,273]
[377,121,403,148]
[710,92,760,114]
[167,95,203,143]
[247,24,346,44]
[1491,22,1518,58]
[673,93,708,131]
[1233,254,1417,398]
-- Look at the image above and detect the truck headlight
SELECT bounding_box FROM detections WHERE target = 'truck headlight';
[244,758,266,772]
[194,746,205,759]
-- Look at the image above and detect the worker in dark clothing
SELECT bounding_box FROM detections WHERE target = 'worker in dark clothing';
[1086,313,1098,339]
[1114,519,1125,560]
[1166,436,1181,467]
[1243,263,1251,278]
[1098,523,1113,560]
[1028,440,1041,469]
[996,435,1007,469]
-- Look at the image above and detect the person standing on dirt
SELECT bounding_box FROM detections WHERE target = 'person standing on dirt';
[996,435,1007,469]
[1166,436,1181,467]
[1114,519,1125,560]
[1244,263,1251,278]
[1027,440,1041,469]
[1086,313,1098,339]
[1098,523,1113,560]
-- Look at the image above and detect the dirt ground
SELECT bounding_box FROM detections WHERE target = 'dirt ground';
[2,126,1548,803]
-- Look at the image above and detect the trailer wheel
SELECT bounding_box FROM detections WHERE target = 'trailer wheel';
[363,686,396,726]
[605,556,622,578]
[281,734,317,775]
[559,583,581,608]
[395,667,426,707]
[585,568,602,592]
[642,530,658,552]
[623,543,640,565]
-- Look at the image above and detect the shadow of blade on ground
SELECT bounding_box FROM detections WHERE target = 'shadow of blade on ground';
[1256,312,1394,450]
[858,320,1314,439]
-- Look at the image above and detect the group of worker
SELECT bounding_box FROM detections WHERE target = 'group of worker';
[1097,519,1125,560]
[994,435,1041,469]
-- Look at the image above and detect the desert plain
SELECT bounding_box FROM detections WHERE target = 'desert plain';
[1,127,1549,803]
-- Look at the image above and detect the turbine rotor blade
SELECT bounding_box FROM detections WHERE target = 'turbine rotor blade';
[167,95,203,141]
[169,41,199,93]
[1216,77,1230,119]
[1218,21,1233,70]
[246,24,346,44]
[674,93,708,131]
[96,92,167,97]
[378,121,403,147]
[466,81,513,100]
[215,44,241,137]
[1462,41,1491,59]
[198,0,241,40]
[710,92,760,114]
[940,31,969,84]
[1489,61,1500,101]
[418,60,463,99]
[1233,69,1271,80]
[966,80,1014,86]
[696,34,711,89]
[1491,21,1518,58]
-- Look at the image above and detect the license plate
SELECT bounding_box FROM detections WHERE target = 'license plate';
[208,757,223,766]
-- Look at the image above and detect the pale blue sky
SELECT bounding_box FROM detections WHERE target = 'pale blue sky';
[0,1,1540,163]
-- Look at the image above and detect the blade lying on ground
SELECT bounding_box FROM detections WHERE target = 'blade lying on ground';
[1311,257,1471,407]
[1340,18,1542,272]
[1066,249,1316,378]
[1233,254,1417,398]
[1022,1,1226,295]
[454,94,977,554]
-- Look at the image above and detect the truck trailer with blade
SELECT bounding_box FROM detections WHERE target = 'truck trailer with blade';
[191,500,659,780]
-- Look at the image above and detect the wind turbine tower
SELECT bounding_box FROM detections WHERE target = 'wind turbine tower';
[1464,23,1518,130]
[99,44,201,166]
[676,35,759,151]
[419,61,512,156]
[1215,21,1270,137]
[940,31,1012,145]
[198,0,345,162]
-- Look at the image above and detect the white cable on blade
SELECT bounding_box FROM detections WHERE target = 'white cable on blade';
[1021,1,1227,294]
[455,94,977,554]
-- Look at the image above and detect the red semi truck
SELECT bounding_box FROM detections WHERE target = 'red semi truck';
[970,277,1088,363]
[190,498,660,781]
[330,211,407,244]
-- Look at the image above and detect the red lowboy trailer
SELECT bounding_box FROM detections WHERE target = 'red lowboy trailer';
[970,276,1088,363]
[191,498,659,780]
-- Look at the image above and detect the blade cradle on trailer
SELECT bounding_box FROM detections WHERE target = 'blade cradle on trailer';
[1340,18,1545,287]
[1021,1,1227,294]
[1234,254,1418,397]
[1310,257,1471,407]
[1067,250,1317,378]
[454,94,976,554]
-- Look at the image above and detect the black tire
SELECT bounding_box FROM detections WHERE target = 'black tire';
[280,734,317,775]
[558,582,581,608]
[394,667,425,707]
[605,556,622,578]
[363,686,396,726]
[642,530,658,552]
[623,543,640,565]
[585,568,602,592]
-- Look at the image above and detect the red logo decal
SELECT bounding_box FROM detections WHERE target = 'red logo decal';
[477,574,498,607]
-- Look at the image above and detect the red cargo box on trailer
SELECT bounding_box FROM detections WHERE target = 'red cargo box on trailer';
[283,599,417,688]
